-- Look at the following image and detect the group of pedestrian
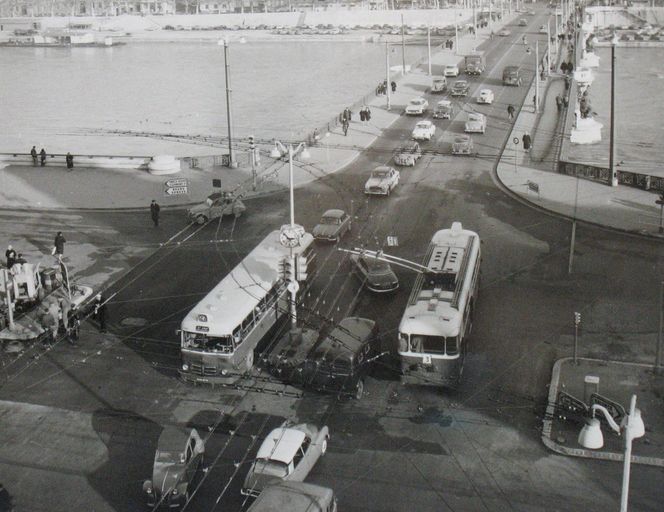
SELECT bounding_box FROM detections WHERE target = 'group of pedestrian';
[507,104,515,120]
[444,39,454,50]
[375,80,397,96]
[555,94,569,113]
[29,146,74,169]
[359,106,372,124]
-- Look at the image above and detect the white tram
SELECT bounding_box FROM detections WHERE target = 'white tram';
[179,230,315,384]
[398,222,481,387]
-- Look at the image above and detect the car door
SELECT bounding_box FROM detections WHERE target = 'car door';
[295,436,316,479]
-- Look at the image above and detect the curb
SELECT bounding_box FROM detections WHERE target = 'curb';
[541,356,664,467]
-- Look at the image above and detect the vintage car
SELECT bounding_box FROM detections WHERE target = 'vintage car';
[411,120,436,141]
[464,112,486,134]
[300,317,381,399]
[498,28,511,36]
[518,18,528,26]
[393,141,422,166]
[444,64,460,77]
[477,89,494,104]
[246,482,337,512]
[452,134,474,155]
[350,253,399,293]
[364,166,400,196]
[405,97,429,115]
[143,427,205,508]
[313,209,351,242]
[187,191,246,224]
[431,76,448,93]
[241,423,330,497]
[433,99,454,119]
[450,80,470,97]
[539,24,547,33]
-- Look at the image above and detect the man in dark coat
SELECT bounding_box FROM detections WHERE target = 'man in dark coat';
[66,152,74,170]
[30,146,38,166]
[522,132,532,153]
[93,293,107,333]
[507,104,515,120]
[54,231,66,260]
[150,200,160,227]
[391,81,397,93]
[39,148,47,166]
[5,245,17,268]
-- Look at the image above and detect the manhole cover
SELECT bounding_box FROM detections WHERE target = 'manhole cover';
[121,317,148,327]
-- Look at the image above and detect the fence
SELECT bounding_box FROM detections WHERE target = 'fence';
[0,152,153,170]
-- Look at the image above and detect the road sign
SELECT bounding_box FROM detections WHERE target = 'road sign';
[527,180,540,194]
[387,236,398,247]
[165,178,187,188]
[165,186,188,196]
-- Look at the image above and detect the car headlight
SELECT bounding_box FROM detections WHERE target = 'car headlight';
[221,369,228,376]
[172,488,178,495]
[182,363,189,371]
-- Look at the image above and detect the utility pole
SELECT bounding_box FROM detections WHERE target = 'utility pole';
[535,40,539,114]
[385,42,391,111]
[220,39,235,168]
[401,13,406,75]
[609,35,618,186]
[427,25,432,76]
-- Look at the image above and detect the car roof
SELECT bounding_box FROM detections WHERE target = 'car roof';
[313,317,376,359]
[437,99,452,106]
[410,97,425,102]
[455,134,471,141]
[322,209,345,218]
[480,89,491,93]
[157,426,193,451]
[372,166,393,172]
[416,120,431,125]
[397,141,420,150]
[248,482,334,511]
[454,80,468,84]
[257,428,306,463]
[469,112,484,119]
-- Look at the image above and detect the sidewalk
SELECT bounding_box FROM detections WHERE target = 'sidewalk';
[542,357,664,467]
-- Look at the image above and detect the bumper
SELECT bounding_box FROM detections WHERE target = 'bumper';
[405,110,424,115]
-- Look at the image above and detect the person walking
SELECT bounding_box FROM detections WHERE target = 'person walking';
[556,95,563,112]
[522,132,532,153]
[39,148,47,167]
[150,200,160,227]
[533,95,537,113]
[342,118,349,136]
[54,231,66,261]
[93,293,107,333]
[507,104,515,120]
[391,81,397,93]
[30,146,38,166]
[65,152,74,170]
[5,245,17,268]
[359,108,366,123]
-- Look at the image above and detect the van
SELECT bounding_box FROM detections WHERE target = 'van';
[247,482,337,512]
[502,65,522,86]
[431,76,447,93]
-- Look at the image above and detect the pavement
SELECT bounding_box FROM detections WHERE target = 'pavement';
[2,11,664,471]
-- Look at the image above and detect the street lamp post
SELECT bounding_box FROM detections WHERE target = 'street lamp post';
[385,42,391,111]
[578,395,645,512]
[609,34,619,187]
[219,39,235,168]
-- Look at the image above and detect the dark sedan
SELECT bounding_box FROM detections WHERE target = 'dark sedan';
[350,253,399,293]
[450,80,470,96]
[313,209,352,242]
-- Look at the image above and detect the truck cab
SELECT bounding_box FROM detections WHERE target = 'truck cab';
[502,65,522,86]
[464,52,485,75]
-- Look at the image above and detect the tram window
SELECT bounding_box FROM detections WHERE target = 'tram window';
[421,335,445,354]
[446,336,459,355]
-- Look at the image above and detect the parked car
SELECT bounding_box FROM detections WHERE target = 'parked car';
[393,141,422,166]
[431,76,448,93]
[498,28,511,36]
[411,120,436,141]
[452,134,474,155]
[246,482,337,512]
[477,89,494,104]
[450,80,470,96]
[350,253,399,293]
[143,427,205,509]
[364,166,400,196]
[444,64,460,77]
[518,18,528,26]
[405,97,429,115]
[241,424,330,497]
[187,191,246,224]
[313,209,351,242]
[464,112,487,134]
[433,99,454,119]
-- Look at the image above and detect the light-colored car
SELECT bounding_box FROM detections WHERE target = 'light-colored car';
[433,99,454,119]
[450,79,470,96]
[411,120,436,141]
[313,209,351,242]
[187,191,246,224]
[477,89,494,104]
[518,18,528,26]
[431,76,448,93]
[246,482,337,512]
[393,141,422,166]
[364,166,400,196]
[498,28,511,36]
[241,424,330,497]
[143,427,205,509]
[452,134,474,155]
[444,64,460,77]
[539,24,547,33]
[405,97,429,115]
[464,112,487,134]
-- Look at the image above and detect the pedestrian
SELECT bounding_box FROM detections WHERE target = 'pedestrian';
[30,145,38,166]
[68,308,81,343]
[359,108,366,123]
[93,293,107,333]
[560,62,568,74]
[312,128,320,145]
[564,75,571,91]
[533,95,537,112]
[556,94,563,112]
[522,132,532,153]
[567,62,574,74]
[342,119,349,136]
[344,107,352,122]
[65,152,74,170]
[507,104,515,120]
[150,200,160,227]
[53,231,65,261]
[5,244,17,268]
[365,106,371,122]
[391,81,397,93]
[563,96,569,108]
[39,148,47,166]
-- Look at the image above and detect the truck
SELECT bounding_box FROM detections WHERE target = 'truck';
[502,65,522,86]
[464,52,485,75]
[247,482,337,512]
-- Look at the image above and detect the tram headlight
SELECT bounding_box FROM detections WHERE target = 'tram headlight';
[182,363,189,371]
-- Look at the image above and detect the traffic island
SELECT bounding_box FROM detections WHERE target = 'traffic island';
[542,357,664,467]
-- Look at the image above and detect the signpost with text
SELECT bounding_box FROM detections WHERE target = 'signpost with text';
[164,178,189,197]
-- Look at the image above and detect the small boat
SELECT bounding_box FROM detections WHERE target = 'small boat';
[0,30,125,48]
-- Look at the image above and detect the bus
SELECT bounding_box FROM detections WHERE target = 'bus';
[398,222,481,387]
[179,229,315,384]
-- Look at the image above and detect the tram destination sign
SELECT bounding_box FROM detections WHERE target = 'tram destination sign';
[164,178,189,196]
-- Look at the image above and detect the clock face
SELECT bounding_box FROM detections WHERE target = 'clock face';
[280,228,301,248]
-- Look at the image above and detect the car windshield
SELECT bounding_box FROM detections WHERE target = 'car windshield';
[410,99,424,105]
[321,216,340,225]
[254,459,289,477]
[364,258,392,274]
[371,170,389,178]
[416,122,429,129]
